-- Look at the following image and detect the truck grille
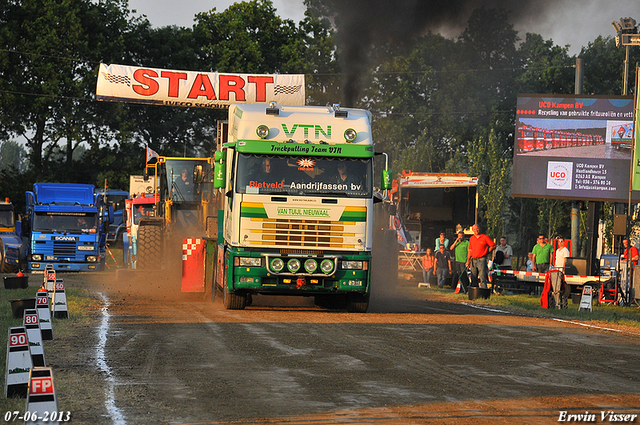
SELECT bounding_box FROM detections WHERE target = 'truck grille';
[53,241,76,256]
[248,218,357,249]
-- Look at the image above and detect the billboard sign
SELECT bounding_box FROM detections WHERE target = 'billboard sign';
[96,63,305,108]
[512,94,636,202]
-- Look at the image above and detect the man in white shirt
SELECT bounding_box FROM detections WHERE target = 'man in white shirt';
[554,237,570,269]
[494,236,513,269]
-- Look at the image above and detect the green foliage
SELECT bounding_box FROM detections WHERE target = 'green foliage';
[536,198,572,239]
[580,36,639,96]
[194,0,304,74]
[516,33,574,94]
[0,141,26,172]
[468,130,510,237]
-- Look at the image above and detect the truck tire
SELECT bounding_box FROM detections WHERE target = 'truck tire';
[0,241,16,273]
[223,287,246,310]
[315,294,347,310]
[0,240,8,273]
[346,293,369,313]
[136,225,163,270]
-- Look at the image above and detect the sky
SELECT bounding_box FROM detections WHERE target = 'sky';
[127,0,639,56]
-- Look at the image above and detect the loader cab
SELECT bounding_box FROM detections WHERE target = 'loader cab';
[157,158,213,205]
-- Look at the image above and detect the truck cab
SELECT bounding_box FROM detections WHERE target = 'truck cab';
[212,103,391,311]
[25,183,109,272]
[0,198,26,272]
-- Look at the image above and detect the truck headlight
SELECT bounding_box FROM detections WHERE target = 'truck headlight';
[86,256,98,262]
[304,259,318,273]
[239,257,263,267]
[287,258,301,273]
[256,125,270,139]
[341,260,366,270]
[32,254,42,261]
[270,258,284,272]
[320,259,335,274]
[344,128,357,142]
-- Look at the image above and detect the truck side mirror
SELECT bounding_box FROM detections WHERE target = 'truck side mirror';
[214,151,226,189]
[381,169,392,190]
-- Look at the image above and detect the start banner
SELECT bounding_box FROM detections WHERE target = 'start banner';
[96,63,305,108]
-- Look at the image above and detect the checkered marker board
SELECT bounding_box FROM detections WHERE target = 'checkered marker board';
[182,238,206,293]
[182,238,203,259]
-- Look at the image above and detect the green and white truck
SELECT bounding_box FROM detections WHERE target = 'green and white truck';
[212,103,390,311]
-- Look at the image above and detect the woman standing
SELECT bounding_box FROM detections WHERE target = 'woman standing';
[421,248,435,284]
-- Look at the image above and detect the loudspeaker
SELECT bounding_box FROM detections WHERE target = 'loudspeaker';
[614,214,627,236]
[565,257,587,276]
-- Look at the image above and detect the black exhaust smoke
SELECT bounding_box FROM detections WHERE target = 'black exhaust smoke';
[309,0,555,106]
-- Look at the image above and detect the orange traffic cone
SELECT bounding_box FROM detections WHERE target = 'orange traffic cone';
[454,281,462,293]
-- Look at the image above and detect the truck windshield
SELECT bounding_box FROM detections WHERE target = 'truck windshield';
[164,159,211,202]
[33,212,98,233]
[235,154,372,198]
[0,210,13,227]
[133,205,155,225]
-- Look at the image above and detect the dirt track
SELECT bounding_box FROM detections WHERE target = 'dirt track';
[37,271,640,424]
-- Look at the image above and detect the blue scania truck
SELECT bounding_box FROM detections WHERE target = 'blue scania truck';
[24,183,110,272]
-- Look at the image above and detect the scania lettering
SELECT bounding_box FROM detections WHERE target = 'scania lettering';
[212,103,391,312]
[24,183,110,271]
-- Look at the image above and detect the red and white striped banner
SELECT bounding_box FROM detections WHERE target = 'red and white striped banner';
[492,268,596,284]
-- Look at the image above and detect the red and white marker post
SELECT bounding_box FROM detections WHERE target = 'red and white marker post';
[25,367,60,425]
[23,309,45,367]
[5,326,32,398]
[36,289,53,340]
[51,279,69,319]
[44,265,56,297]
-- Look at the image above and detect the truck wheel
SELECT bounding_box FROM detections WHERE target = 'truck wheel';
[314,295,331,308]
[315,294,346,309]
[0,241,15,273]
[223,287,246,310]
[137,225,163,269]
[0,241,8,273]
[346,293,369,313]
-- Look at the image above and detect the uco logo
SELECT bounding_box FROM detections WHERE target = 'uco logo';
[546,161,573,190]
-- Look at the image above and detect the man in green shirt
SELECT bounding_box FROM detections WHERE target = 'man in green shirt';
[449,230,469,289]
[532,234,553,274]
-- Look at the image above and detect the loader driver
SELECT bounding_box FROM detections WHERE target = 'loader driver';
[174,167,193,199]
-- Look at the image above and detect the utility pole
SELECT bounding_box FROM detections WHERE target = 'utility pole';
[571,58,583,258]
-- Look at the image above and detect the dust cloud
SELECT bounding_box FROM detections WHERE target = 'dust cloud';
[370,202,404,311]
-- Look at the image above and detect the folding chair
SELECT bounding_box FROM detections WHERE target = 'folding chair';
[598,277,618,305]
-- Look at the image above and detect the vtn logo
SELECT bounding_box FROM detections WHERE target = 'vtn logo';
[546,161,573,191]
[281,124,331,139]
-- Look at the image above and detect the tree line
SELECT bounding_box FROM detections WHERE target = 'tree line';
[0,0,637,257]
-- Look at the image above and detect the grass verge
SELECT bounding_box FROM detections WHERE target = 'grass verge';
[435,287,640,329]
[0,283,100,413]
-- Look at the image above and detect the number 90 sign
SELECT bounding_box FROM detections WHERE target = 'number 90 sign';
[9,333,27,347]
